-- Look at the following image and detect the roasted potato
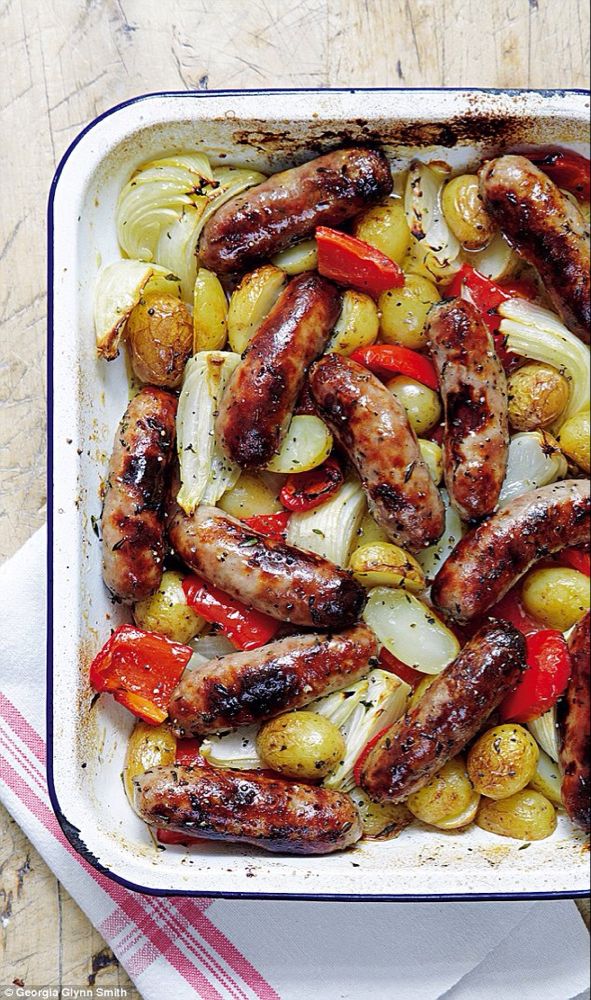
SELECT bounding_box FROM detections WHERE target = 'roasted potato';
[529,747,563,807]
[328,290,379,356]
[257,711,345,780]
[353,201,411,265]
[193,268,228,352]
[407,757,475,827]
[218,472,282,519]
[507,363,570,432]
[352,512,389,551]
[557,408,591,473]
[441,174,496,250]
[521,567,590,631]
[467,725,539,800]
[436,791,481,830]
[418,439,444,485]
[349,541,426,592]
[266,415,333,474]
[227,265,287,354]
[133,570,205,643]
[123,721,176,808]
[476,789,557,841]
[378,274,440,349]
[388,376,442,435]
[350,789,413,839]
[126,292,193,388]
[272,239,318,274]
[408,674,437,710]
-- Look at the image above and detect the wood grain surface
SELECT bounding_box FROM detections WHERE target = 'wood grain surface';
[0,0,589,991]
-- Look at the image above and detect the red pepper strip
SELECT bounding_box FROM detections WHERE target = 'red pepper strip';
[316,226,405,296]
[182,576,278,651]
[378,648,423,690]
[242,511,291,540]
[156,740,208,844]
[279,458,344,512]
[352,724,392,788]
[558,547,591,578]
[350,344,439,391]
[89,625,193,725]
[499,630,571,724]
[444,265,524,368]
[528,148,591,202]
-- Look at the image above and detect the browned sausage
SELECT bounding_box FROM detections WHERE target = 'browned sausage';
[134,764,363,854]
[359,621,526,803]
[101,387,177,602]
[426,298,509,521]
[432,480,591,626]
[216,273,341,468]
[479,155,590,344]
[199,147,393,274]
[169,624,377,736]
[558,611,590,833]
[168,504,366,629]
[308,353,445,551]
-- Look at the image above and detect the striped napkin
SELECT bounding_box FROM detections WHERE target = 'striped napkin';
[0,527,589,1000]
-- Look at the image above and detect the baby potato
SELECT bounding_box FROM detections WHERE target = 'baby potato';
[257,711,345,780]
[529,747,563,807]
[418,439,443,484]
[123,721,176,808]
[388,376,442,435]
[476,789,557,841]
[266,415,332,474]
[558,408,590,473]
[353,201,411,265]
[133,570,205,643]
[408,674,437,710]
[352,511,389,551]
[378,274,440,349]
[227,265,287,354]
[329,290,380,356]
[441,174,496,250]
[126,293,193,388]
[193,268,228,352]
[521,567,590,631]
[218,472,282,519]
[407,758,475,827]
[507,363,570,432]
[349,541,426,592]
[271,239,318,274]
[467,725,539,801]
[436,790,481,830]
[350,789,413,839]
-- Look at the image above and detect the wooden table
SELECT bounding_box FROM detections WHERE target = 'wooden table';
[1,0,589,991]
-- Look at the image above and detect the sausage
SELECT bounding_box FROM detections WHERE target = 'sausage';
[168,504,366,629]
[359,621,526,803]
[308,353,445,551]
[479,155,591,344]
[134,764,363,854]
[432,480,591,626]
[199,147,393,274]
[216,273,341,468]
[558,610,590,833]
[426,298,509,521]
[101,387,177,602]
[169,624,377,736]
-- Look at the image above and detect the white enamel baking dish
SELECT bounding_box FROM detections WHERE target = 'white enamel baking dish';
[49,88,590,899]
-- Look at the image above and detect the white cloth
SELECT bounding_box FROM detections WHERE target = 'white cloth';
[0,527,589,1000]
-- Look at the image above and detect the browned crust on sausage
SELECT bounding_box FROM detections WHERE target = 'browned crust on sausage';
[308,353,445,551]
[169,624,377,736]
[168,504,366,629]
[426,298,509,521]
[479,155,591,344]
[432,480,591,626]
[134,764,363,854]
[199,147,393,274]
[101,387,177,602]
[216,273,341,468]
[359,621,526,803]
[558,610,590,833]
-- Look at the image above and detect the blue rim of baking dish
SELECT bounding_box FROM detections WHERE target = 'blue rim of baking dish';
[47,87,591,900]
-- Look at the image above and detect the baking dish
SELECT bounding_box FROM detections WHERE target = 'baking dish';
[48,88,590,899]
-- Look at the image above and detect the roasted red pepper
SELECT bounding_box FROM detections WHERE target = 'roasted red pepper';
[378,648,424,690]
[316,226,405,296]
[89,625,193,725]
[558,546,591,578]
[182,576,278,651]
[352,724,392,787]
[444,265,530,368]
[279,458,343,512]
[499,629,571,723]
[528,148,591,202]
[350,344,439,390]
[242,511,291,540]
